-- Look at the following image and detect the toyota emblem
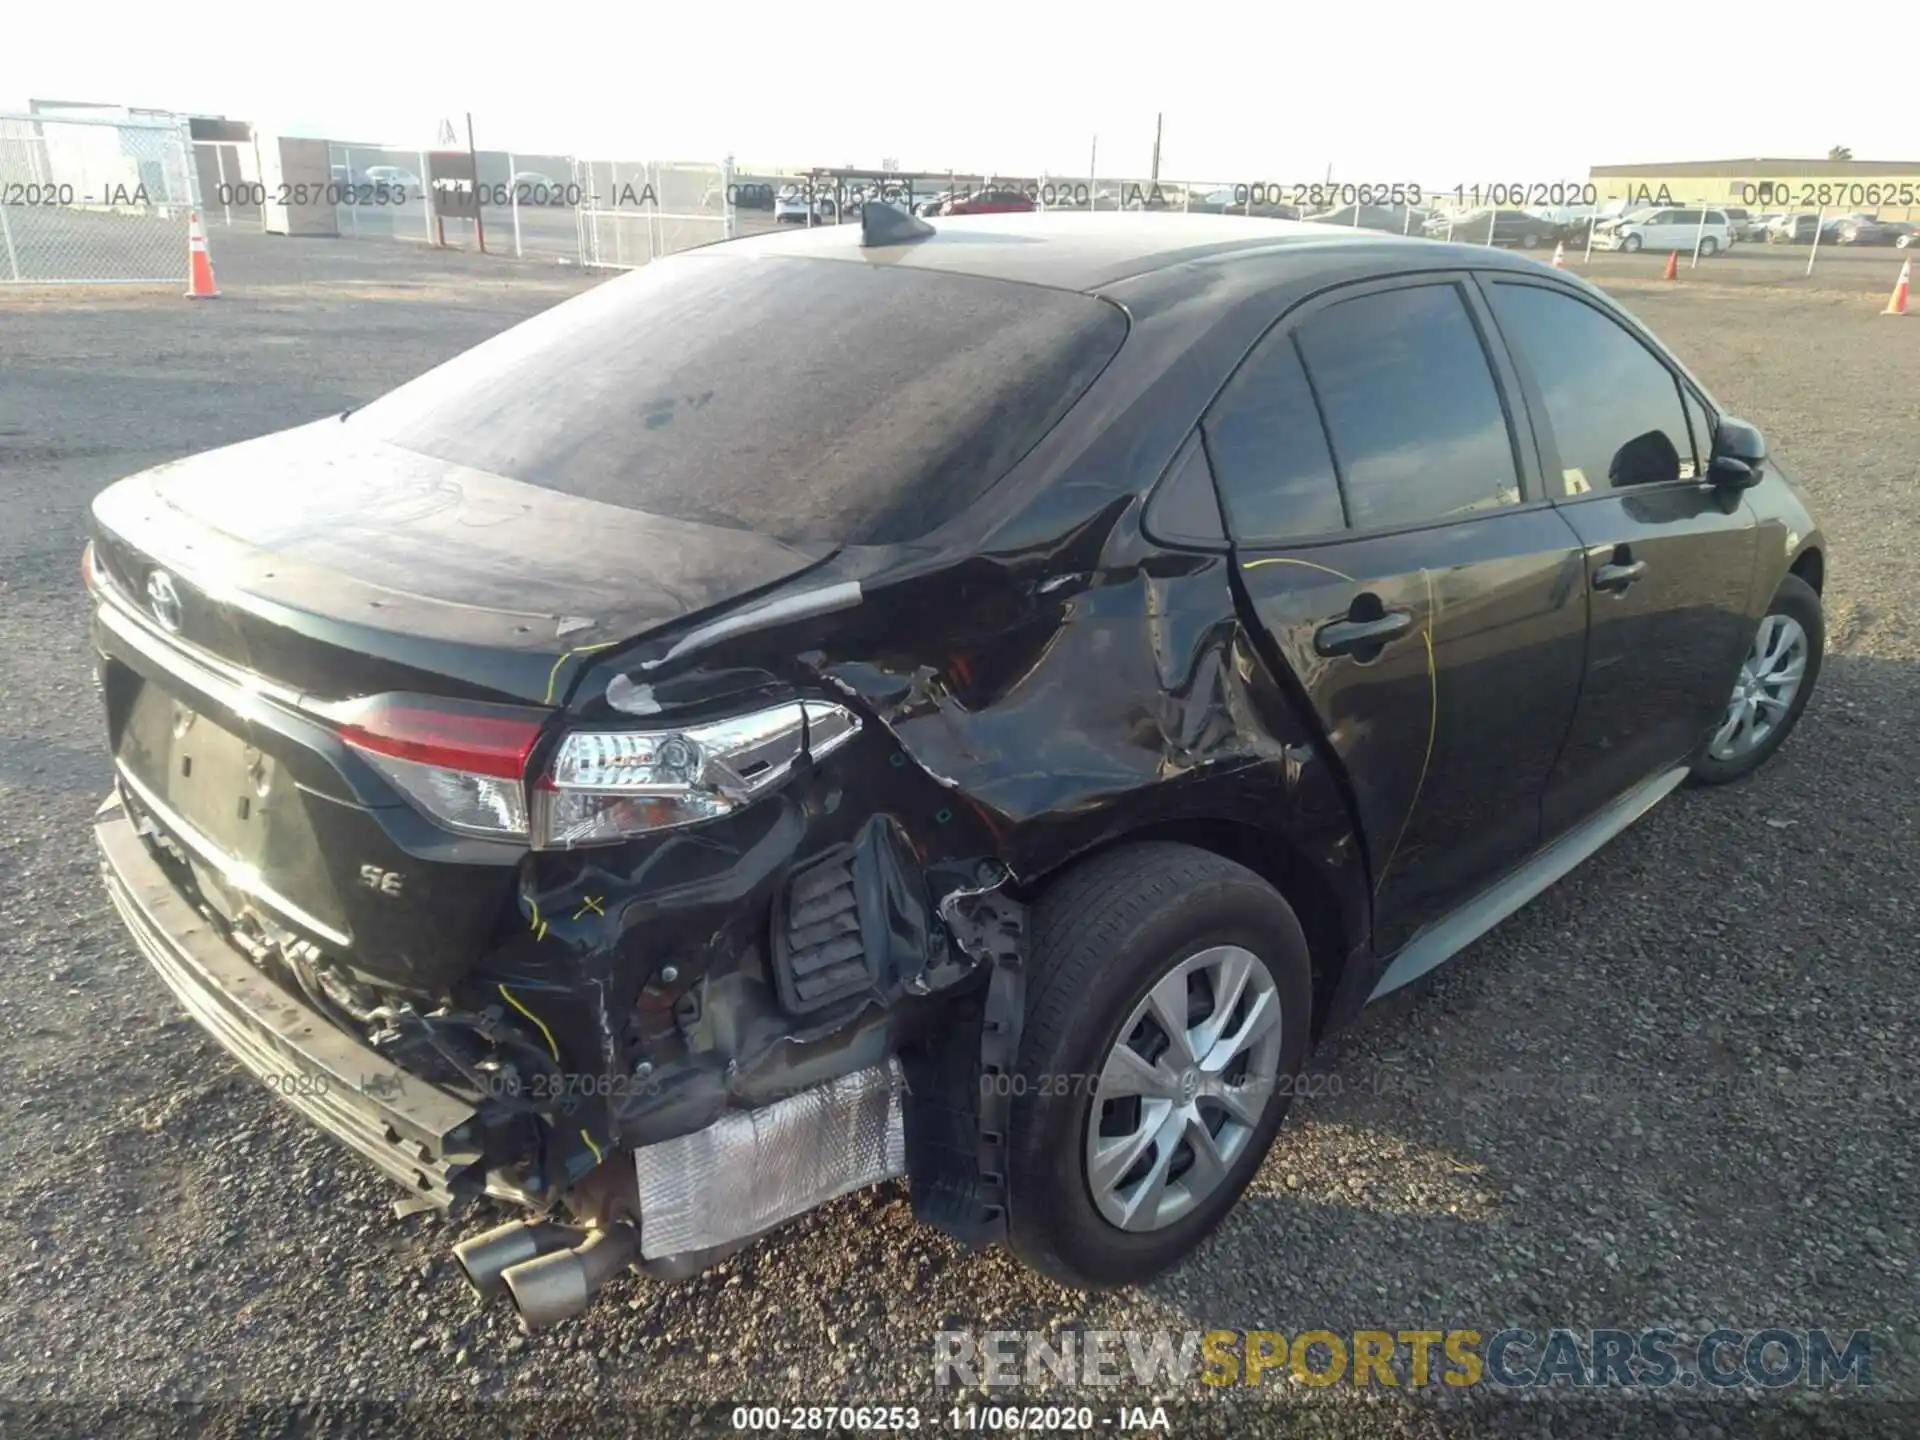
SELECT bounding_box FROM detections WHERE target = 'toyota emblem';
[146,569,183,633]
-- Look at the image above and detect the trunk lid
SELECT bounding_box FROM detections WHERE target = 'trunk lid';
[89,419,835,706]
[88,421,831,997]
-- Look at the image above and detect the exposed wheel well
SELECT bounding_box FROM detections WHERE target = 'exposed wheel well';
[1789,547,1824,596]
[1022,820,1352,1036]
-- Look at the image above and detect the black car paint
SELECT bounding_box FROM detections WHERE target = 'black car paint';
[89,219,1824,1242]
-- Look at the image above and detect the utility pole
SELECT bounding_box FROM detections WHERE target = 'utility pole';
[466,111,486,255]
[1150,113,1162,183]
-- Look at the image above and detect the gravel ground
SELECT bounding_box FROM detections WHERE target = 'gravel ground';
[0,231,1914,1439]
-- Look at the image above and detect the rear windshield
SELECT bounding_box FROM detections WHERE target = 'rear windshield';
[351,253,1125,547]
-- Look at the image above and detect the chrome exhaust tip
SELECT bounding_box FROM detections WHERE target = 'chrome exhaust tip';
[499,1223,640,1332]
[452,1218,587,1300]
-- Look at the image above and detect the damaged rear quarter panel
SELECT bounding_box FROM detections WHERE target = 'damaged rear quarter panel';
[492,256,1387,1190]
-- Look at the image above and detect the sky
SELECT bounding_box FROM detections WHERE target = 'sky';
[4,2,1909,182]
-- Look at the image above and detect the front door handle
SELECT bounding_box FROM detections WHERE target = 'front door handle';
[1315,608,1414,658]
[1593,559,1647,593]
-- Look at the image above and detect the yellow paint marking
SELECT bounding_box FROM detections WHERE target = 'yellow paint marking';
[580,1129,605,1164]
[498,983,561,1062]
[543,639,622,706]
[573,895,605,919]
[1375,568,1439,897]
[527,899,542,931]
[1242,557,1357,582]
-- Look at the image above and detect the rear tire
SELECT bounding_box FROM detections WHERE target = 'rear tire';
[1005,844,1313,1289]
[1701,237,1720,258]
[1689,574,1823,786]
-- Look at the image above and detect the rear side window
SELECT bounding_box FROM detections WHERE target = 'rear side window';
[1294,283,1522,528]
[1488,282,1692,494]
[350,253,1126,547]
[1202,335,1346,540]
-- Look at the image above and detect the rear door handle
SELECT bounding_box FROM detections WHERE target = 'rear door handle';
[1314,610,1414,658]
[1593,559,1647,593]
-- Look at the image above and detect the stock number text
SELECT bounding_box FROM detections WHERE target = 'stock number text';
[1738,180,1918,209]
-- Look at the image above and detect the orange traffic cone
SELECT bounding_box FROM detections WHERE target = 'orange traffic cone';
[1884,258,1911,316]
[186,210,220,299]
[1663,251,1679,281]
[1550,241,1567,268]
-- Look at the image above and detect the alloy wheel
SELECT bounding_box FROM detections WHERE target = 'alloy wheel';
[1709,614,1809,762]
[1084,945,1284,1232]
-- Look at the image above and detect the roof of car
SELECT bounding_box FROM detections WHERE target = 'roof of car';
[699,210,1554,293]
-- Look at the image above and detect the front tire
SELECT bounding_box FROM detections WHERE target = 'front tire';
[1690,574,1823,785]
[1005,843,1313,1289]
[1622,234,1644,253]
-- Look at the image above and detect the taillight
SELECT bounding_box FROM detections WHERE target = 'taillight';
[531,699,862,849]
[81,540,99,593]
[332,695,550,841]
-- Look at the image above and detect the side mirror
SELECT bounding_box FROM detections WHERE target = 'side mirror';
[1709,416,1767,490]
[1713,416,1766,463]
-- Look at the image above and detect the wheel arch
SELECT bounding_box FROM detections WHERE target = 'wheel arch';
[1016,817,1355,1038]
[1789,544,1825,595]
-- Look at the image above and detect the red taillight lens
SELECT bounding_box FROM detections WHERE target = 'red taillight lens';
[80,541,98,592]
[337,699,546,779]
[327,695,552,841]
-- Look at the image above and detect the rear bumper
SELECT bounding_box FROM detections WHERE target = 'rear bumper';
[95,792,486,1209]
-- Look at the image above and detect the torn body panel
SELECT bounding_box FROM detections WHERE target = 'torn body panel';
[532,485,1370,1250]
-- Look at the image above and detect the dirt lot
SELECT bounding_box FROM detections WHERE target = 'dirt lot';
[0,230,1914,1439]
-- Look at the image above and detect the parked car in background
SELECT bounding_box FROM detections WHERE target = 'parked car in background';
[329,164,375,197]
[1309,203,1425,234]
[731,180,780,210]
[1833,213,1913,246]
[85,211,1825,1324]
[1763,213,1843,245]
[939,188,1036,216]
[1423,208,1560,249]
[1719,207,1756,242]
[774,185,838,224]
[510,171,571,206]
[362,166,421,203]
[1194,188,1303,220]
[1594,208,1732,256]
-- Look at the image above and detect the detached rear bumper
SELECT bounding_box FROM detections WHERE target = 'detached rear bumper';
[94,792,486,1208]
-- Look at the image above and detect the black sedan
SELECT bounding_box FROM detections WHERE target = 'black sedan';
[1306,202,1425,234]
[1834,213,1914,246]
[1425,207,1563,249]
[85,208,1825,1326]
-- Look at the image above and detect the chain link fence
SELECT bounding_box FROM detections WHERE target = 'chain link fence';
[0,112,196,283]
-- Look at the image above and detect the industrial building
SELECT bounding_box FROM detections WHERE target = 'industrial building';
[1590,157,1920,214]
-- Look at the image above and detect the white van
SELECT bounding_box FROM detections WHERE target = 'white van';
[1595,207,1733,256]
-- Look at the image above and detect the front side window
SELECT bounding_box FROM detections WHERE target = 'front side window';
[1293,283,1522,528]
[1488,281,1693,495]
